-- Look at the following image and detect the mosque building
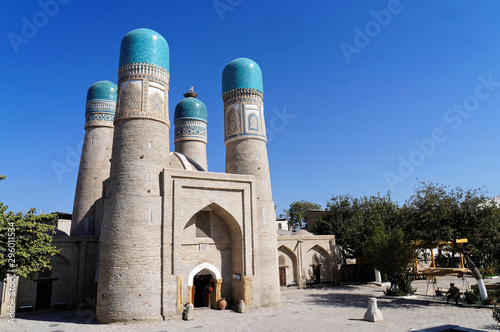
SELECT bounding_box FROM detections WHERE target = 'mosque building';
[1,28,339,322]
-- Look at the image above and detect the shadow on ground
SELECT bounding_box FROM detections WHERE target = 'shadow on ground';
[15,309,99,325]
[304,290,477,310]
[481,324,500,331]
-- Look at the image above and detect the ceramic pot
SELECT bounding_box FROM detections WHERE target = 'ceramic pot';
[218,298,227,310]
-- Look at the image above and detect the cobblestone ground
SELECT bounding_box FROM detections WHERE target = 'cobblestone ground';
[2,277,499,332]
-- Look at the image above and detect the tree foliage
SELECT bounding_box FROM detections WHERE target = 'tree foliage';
[404,181,500,270]
[366,222,416,282]
[315,193,402,260]
[315,193,415,292]
[312,182,500,296]
[0,176,60,281]
[284,200,321,230]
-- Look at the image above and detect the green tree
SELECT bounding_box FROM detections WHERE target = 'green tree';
[366,222,416,294]
[405,181,500,299]
[284,200,321,230]
[315,193,401,262]
[315,193,417,292]
[0,176,60,281]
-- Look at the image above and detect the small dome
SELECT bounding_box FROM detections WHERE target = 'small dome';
[119,28,169,72]
[174,97,207,122]
[222,58,263,94]
[86,81,117,102]
[167,152,205,171]
[294,229,312,236]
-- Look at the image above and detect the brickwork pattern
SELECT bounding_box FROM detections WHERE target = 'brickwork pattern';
[224,87,281,309]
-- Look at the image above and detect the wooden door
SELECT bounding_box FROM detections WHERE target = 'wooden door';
[279,267,286,286]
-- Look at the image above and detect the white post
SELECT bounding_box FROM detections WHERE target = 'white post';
[374,269,382,283]
[364,297,383,322]
[477,278,488,300]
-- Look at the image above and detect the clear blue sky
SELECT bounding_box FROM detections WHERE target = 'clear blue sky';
[2,0,500,216]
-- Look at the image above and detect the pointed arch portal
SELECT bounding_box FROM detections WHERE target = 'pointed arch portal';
[188,262,221,286]
[187,262,223,308]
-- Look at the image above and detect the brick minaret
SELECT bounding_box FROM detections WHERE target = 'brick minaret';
[222,58,280,308]
[96,28,170,322]
[71,81,116,236]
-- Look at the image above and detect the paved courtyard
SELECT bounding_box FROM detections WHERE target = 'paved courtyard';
[2,277,499,332]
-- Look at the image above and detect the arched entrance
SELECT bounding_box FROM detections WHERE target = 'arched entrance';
[312,253,322,284]
[181,203,243,307]
[193,269,214,307]
[307,245,332,284]
[188,263,222,309]
[278,245,298,287]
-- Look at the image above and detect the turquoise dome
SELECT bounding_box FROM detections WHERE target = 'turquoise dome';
[86,81,117,102]
[174,97,207,122]
[119,28,169,72]
[222,58,263,94]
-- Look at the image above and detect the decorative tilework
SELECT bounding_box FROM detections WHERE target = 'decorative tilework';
[84,99,116,129]
[119,28,169,72]
[174,119,207,143]
[223,88,267,143]
[228,108,240,135]
[248,113,258,131]
[222,88,263,103]
[118,63,169,85]
[114,62,170,125]
[222,58,263,94]
[174,97,207,122]
[174,126,207,139]
[86,114,114,122]
[150,92,163,114]
[87,81,117,102]
[142,79,149,112]
[120,82,142,112]
[85,101,116,115]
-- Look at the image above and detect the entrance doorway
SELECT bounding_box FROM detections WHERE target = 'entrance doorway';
[36,280,52,309]
[313,265,321,284]
[279,267,286,286]
[193,274,213,308]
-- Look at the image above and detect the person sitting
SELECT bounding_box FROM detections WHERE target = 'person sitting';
[446,283,460,304]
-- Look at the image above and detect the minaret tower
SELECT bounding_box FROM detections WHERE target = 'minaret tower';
[174,88,208,170]
[71,81,116,236]
[96,28,169,322]
[222,58,281,307]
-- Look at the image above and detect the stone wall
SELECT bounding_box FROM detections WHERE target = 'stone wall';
[12,235,97,312]
[277,234,339,286]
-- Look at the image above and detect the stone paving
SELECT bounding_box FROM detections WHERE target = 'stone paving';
[2,277,499,332]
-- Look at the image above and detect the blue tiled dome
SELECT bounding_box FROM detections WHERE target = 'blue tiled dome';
[86,81,117,102]
[174,97,207,122]
[222,58,263,94]
[119,28,169,72]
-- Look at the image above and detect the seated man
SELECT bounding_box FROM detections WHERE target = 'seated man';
[446,283,460,304]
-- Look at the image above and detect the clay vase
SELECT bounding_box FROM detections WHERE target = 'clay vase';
[218,298,227,310]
